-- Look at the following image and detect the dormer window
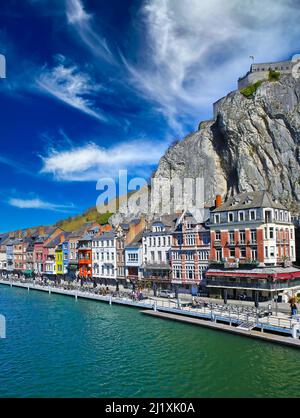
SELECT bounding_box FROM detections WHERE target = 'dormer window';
[228,212,234,223]
[244,196,253,205]
[214,214,220,224]
[249,210,256,221]
[238,211,245,222]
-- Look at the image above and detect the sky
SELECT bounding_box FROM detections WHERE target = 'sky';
[1,0,300,232]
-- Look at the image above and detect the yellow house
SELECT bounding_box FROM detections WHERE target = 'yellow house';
[55,235,65,275]
[55,245,63,275]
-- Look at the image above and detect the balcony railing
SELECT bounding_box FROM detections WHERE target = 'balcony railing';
[206,278,300,290]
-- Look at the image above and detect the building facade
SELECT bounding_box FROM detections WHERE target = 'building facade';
[125,232,143,283]
[171,211,210,294]
[207,191,299,301]
[141,216,176,287]
[92,232,117,283]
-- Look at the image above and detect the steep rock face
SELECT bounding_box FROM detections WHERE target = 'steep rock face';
[155,75,300,212]
[110,75,300,226]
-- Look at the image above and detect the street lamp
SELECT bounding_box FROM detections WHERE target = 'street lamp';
[274,273,278,316]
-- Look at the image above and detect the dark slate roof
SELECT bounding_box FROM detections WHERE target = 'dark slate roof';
[93,231,116,241]
[152,214,178,228]
[212,191,286,213]
[44,232,67,248]
[0,233,9,245]
[130,219,142,226]
[68,222,96,238]
[143,214,178,236]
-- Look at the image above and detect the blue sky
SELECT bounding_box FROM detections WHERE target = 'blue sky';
[1,0,300,232]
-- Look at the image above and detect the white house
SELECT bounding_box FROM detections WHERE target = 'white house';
[141,215,177,284]
[92,232,117,282]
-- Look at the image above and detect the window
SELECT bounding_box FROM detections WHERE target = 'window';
[249,210,256,221]
[239,231,246,244]
[173,265,181,280]
[251,230,257,244]
[238,211,245,222]
[251,249,257,261]
[128,253,138,262]
[186,265,195,280]
[214,214,220,224]
[228,213,234,223]
[240,248,246,258]
[215,231,221,241]
[269,227,274,239]
[185,252,193,261]
[270,247,275,258]
[230,248,235,258]
[158,251,162,262]
[216,249,222,262]
[265,247,269,258]
[173,252,180,261]
[229,231,235,245]
[187,234,196,246]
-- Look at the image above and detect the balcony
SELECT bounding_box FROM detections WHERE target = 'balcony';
[206,278,300,291]
[142,262,171,270]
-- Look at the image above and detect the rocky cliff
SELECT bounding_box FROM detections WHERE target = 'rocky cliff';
[155,74,300,213]
[110,74,300,226]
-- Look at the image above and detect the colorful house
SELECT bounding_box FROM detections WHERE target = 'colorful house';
[92,231,117,284]
[78,234,93,278]
[206,191,299,301]
[171,211,211,294]
[55,245,64,275]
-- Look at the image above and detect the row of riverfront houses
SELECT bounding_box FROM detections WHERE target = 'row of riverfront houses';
[1,190,300,302]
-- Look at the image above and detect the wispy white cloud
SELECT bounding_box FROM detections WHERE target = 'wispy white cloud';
[0,156,35,177]
[124,0,300,133]
[40,139,169,181]
[66,0,114,62]
[36,54,107,122]
[8,197,75,212]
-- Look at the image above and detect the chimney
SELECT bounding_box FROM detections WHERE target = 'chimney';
[215,195,223,209]
[39,226,45,236]
[60,234,65,244]
[26,228,31,237]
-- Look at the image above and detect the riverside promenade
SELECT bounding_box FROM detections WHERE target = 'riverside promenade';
[1,277,300,348]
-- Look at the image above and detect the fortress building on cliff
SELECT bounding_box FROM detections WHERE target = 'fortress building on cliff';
[213,56,300,119]
[238,56,300,89]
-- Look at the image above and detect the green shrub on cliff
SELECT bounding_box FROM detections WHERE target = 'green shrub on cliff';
[269,70,280,81]
[240,81,263,98]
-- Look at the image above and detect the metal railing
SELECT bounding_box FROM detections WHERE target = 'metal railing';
[1,275,297,333]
